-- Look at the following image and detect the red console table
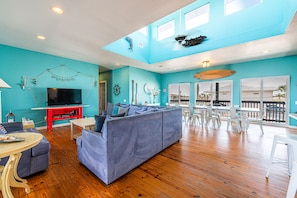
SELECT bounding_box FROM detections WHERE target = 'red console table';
[46,106,82,131]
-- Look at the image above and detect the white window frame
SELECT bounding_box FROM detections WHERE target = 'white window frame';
[157,20,175,41]
[185,4,210,31]
[225,0,262,16]
[168,83,190,106]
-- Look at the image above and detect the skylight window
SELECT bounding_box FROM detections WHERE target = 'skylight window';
[185,4,210,31]
[157,20,175,41]
[225,0,262,16]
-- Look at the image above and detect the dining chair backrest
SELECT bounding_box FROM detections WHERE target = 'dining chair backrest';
[230,107,239,119]
[206,106,213,116]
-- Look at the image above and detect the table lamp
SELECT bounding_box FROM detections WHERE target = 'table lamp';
[0,78,11,123]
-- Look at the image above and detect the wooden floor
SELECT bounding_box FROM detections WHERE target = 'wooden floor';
[4,121,297,198]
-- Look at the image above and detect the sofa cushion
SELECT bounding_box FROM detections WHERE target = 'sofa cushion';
[31,137,50,157]
[0,124,7,134]
[94,115,106,132]
[118,107,129,116]
[128,105,147,116]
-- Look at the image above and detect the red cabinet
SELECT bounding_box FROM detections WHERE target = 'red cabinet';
[46,106,82,131]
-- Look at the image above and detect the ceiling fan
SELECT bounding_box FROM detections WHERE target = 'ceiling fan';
[173,9,207,49]
[175,34,207,47]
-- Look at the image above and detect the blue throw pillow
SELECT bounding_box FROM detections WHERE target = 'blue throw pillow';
[94,115,106,132]
[112,106,119,115]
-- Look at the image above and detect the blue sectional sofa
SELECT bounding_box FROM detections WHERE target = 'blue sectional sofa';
[0,122,50,178]
[76,105,182,185]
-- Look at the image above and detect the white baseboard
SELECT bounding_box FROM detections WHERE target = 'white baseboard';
[36,123,70,130]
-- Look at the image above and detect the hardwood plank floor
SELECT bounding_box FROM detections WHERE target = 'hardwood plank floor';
[4,121,297,198]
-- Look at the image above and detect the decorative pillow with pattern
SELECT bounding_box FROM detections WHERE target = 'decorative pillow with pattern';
[0,124,7,134]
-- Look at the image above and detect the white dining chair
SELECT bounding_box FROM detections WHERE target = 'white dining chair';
[189,106,203,126]
[182,107,190,123]
[227,107,241,133]
[205,106,221,128]
[266,134,297,178]
[246,110,264,134]
[286,160,297,198]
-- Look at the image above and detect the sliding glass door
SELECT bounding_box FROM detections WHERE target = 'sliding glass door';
[241,76,289,124]
[168,83,190,106]
[195,80,232,107]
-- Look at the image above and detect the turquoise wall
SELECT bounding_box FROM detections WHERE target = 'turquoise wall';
[129,67,161,104]
[111,67,130,104]
[104,29,150,64]
[101,66,161,105]
[0,44,99,126]
[161,55,297,126]
[105,0,297,64]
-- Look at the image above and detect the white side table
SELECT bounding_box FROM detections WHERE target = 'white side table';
[70,117,95,140]
[22,120,35,129]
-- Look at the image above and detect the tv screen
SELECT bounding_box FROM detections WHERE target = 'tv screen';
[47,88,82,106]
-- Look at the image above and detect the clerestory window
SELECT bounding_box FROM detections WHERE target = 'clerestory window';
[157,20,175,41]
[185,4,210,31]
[225,0,262,16]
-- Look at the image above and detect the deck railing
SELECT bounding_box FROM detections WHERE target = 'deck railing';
[170,100,286,123]
[241,101,286,123]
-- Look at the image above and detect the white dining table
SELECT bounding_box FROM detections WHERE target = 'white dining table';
[191,106,260,129]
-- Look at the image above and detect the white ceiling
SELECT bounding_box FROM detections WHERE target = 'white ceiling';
[0,0,296,74]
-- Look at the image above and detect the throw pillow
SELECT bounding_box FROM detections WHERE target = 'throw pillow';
[0,124,7,134]
[112,105,119,115]
[106,102,114,115]
[110,112,125,117]
[94,115,106,132]
[118,106,129,116]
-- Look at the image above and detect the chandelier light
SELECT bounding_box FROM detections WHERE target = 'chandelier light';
[202,61,210,67]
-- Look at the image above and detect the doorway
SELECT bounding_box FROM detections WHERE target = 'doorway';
[99,81,107,115]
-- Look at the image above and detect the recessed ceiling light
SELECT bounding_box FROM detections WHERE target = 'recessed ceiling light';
[36,35,46,40]
[51,6,64,15]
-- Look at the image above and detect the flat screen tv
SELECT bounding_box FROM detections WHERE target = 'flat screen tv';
[47,88,82,106]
